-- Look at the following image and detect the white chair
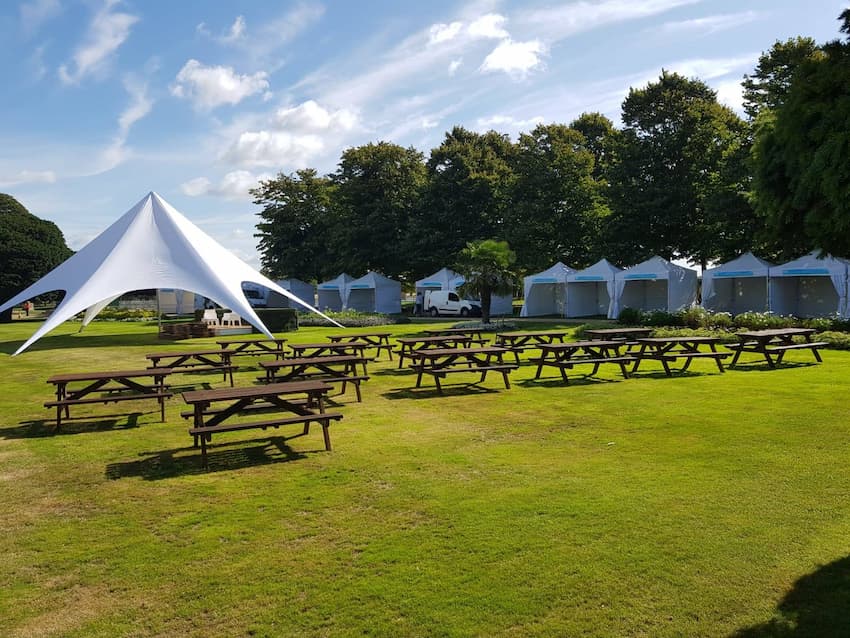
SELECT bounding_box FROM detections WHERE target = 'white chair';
[202,309,220,326]
[221,312,242,326]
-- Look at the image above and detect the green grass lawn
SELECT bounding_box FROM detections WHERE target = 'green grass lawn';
[0,319,848,637]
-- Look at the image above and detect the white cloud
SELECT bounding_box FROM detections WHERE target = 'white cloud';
[421,117,439,129]
[181,170,272,199]
[171,59,269,110]
[58,0,138,85]
[0,169,56,188]
[476,114,544,131]
[467,13,508,39]
[448,59,462,76]
[273,100,358,132]
[429,21,463,44]
[222,130,325,168]
[715,78,745,113]
[481,39,546,77]
[20,0,62,34]
[666,54,758,81]
[221,15,246,43]
[518,0,702,41]
[235,3,325,64]
[117,76,152,136]
[658,11,759,35]
[28,45,48,81]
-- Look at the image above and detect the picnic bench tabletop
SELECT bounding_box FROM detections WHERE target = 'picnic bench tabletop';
[290,341,371,348]
[327,332,391,339]
[424,327,483,334]
[397,335,471,344]
[47,368,174,383]
[260,355,365,368]
[411,346,508,358]
[736,328,816,339]
[182,379,332,404]
[636,336,722,344]
[497,330,569,338]
[145,349,231,359]
[538,340,625,349]
[584,328,654,337]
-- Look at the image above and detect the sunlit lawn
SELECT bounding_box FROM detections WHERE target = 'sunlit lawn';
[0,319,848,637]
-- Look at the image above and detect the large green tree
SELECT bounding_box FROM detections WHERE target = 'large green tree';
[605,71,755,268]
[0,194,73,321]
[752,10,850,257]
[454,239,518,324]
[742,37,820,120]
[333,142,426,281]
[411,127,516,277]
[253,169,337,281]
[507,123,609,271]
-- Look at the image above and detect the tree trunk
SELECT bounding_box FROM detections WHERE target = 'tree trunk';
[481,288,492,324]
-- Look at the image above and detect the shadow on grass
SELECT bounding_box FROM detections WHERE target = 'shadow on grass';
[0,331,164,354]
[726,361,818,373]
[105,436,312,479]
[1,413,142,438]
[517,375,626,388]
[730,555,850,637]
[382,384,501,400]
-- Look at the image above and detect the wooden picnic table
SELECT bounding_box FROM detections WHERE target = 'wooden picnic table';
[395,335,474,368]
[631,336,728,376]
[327,332,394,361]
[727,328,826,368]
[259,355,369,402]
[287,341,370,361]
[146,349,237,386]
[45,368,173,429]
[494,330,570,363]
[408,346,517,395]
[531,340,633,384]
[181,380,340,469]
[217,338,287,359]
[423,327,487,340]
[583,327,653,345]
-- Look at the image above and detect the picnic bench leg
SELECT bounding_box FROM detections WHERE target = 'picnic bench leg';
[619,361,630,379]
[321,418,332,451]
[502,371,511,389]
[730,349,742,366]
[660,357,672,376]
[353,380,362,403]
[415,367,424,388]
[200,436,208,469]
[763,348,776,368]
[433,374,443,395]
[534,362,544,379]
[812,347,823,363]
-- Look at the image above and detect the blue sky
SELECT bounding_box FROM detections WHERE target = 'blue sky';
[0,0,845,268]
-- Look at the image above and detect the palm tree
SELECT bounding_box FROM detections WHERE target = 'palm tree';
[455,239,518,324]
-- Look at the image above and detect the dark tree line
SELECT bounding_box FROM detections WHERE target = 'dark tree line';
[254,9,850,284]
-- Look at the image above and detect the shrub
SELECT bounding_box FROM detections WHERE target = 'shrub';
[617,307,643,325]
[816,331,850,349]
[299,310,410,328]
[254,308,299,332]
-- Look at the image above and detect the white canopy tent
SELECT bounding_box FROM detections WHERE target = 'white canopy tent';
[0,192,339,355]
[317,273,353,312]
[414,267,465,296]
[520,262,573,317]
[415,267,512,316]
[769,251,848,317]
[566,259,622,319]
[344,271,402,314]
[267,278,316,309]
[611,256,697,317]
[701,252,772,314]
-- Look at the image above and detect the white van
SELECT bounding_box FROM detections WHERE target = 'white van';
[423,290,481,317]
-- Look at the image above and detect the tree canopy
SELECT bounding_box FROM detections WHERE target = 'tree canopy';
[0,194,73,319]
[752,11,850,257]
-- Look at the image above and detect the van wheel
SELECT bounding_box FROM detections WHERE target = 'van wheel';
[429,307,439,317]
[460,308,469,317]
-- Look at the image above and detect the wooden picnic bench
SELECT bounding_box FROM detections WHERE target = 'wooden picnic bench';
[217,338,287,359]
[45,368,173,429]
[287,341,369,368]
[327,332,394,361]
[423,327,488,342]
[583,327,653,348]
[146,349,237,386]
[631,337,728,375]
[408,346,517,395]
[727,328,826,368]
[395,335,474,368]
[259,355,369,402]
[182,380,340,469]
[494,330,570,363]
[530,340,634,384]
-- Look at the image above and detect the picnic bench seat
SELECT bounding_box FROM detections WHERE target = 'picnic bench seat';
[410,363,518,390]
[46,391,173,409]
[765,341,828,352]
[188,412,343,467]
